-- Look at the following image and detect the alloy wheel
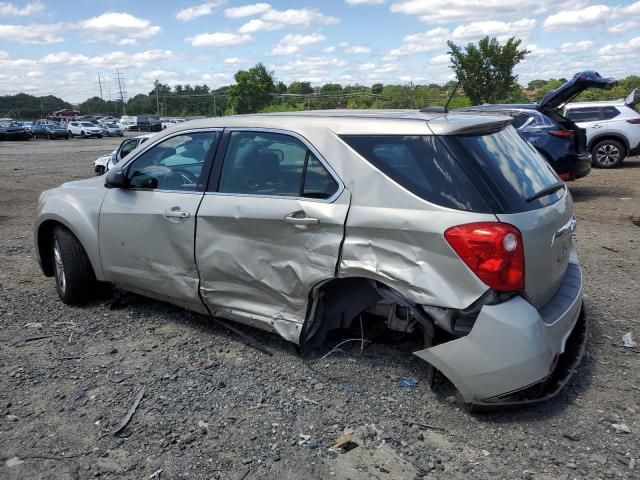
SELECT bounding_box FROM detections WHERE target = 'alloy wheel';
[596,144,620,166]
[53,239,66,295]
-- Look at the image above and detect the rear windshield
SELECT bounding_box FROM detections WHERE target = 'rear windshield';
[341,135,491,212]
[442,126,563,213]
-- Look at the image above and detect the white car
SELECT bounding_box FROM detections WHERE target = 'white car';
[564,89,640,168]
[68,121,103,138]
[93,133,155,175]
[161,118,185,129]
[101,123,124,137]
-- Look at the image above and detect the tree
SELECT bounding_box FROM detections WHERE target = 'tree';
[447,36,529,105]
[229,63,275,114]
[288,81,313,95]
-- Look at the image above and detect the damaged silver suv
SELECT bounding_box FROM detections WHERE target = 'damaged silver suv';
[34,111,586,408]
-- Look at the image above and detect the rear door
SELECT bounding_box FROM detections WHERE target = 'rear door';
[195,129,349,342]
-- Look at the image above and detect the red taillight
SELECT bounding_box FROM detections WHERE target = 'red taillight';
[549,129,574,138]
[444,222,525,292]
[559,173,570,181]
[626,118,640,124]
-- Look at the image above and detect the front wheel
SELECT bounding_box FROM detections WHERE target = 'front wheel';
[592,139,626,168]
[52,226,96,304]
[95,165,105,176]
[81,131,86,138]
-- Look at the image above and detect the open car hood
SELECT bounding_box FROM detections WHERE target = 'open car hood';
[625,89,639,107]
[538,71,618,113]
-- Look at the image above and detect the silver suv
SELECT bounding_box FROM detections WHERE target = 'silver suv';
[564,90,640,168]
[34,111,586,408]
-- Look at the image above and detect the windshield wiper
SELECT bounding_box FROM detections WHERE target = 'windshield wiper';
[526,180,565,203]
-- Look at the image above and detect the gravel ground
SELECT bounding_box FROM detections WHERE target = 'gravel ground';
[0,135,639,480]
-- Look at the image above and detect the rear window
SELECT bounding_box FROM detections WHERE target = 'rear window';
[341,135,490,212]
[442,126,563,213]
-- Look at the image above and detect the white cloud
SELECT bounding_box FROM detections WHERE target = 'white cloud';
[390,0,563,24]
[176,1,227,21]
[80,13,161,44]
[344,45,371,54]
[598,36,640,57]
[26,70,44,77]
[41,49,174,68]
[238,8,339,33]
[608,20,640,33]
[224,57,244,64]
[526,44,555,57]
[270,33,325,55]
[451,18,535,40]
[224,3,271,18]
[187,32,252,47]
[618,1,640,16]
[388,27,448,55]
[559,40,593,53]
[358,62,376,71]
[543,5,611,30]
[430,53,450,65]
[346,0,384,4]
[0,1,43,16]
[0,23,62,43]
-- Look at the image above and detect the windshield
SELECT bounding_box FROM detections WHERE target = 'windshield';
[442,126,563,213]
[81,122,95,127]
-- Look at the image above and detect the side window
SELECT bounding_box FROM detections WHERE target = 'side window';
[127,131,217,191]
[510,113,533,129]
[565,108,602,122]
[119,139,139,159]
[218,131,338,199]
[600,106,621,120]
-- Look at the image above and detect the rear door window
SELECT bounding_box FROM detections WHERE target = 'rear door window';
[565,108,603,122]
[600,106,621,120]
[217,131,339,200]
[341,135,490,212]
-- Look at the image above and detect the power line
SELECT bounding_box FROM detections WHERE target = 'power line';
[115,69,127,115]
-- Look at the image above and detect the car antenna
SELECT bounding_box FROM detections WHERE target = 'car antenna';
[420,81,460,114]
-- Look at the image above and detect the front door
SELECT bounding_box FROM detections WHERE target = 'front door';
[99,129,220,312]
[196,129,350,342]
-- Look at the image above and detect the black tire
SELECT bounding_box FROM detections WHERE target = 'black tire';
[48,133,52,140]
[98,134,103,138]
[592,139,626,168]
[68,131,73,138]
[65,135,70,140]
[52,226,96,304]
[95,165,105,176]
[81,131,86,138]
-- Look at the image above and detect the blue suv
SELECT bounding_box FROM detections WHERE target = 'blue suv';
[454,71,617,181]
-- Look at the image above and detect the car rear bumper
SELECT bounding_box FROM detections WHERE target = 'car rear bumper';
[415,257,585,407]
[567,153,591,180]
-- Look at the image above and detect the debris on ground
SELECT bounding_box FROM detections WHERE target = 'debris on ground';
[112,386,145,436]
[398,377,417,387]
[611,422,632,434]
[622,331,637,348]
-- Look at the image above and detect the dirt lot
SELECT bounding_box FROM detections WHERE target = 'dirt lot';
[0,135,639,480]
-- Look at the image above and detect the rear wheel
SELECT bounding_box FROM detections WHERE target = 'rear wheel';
[68,131,73,138]
[52,226,96,304]
[592,139,626,168]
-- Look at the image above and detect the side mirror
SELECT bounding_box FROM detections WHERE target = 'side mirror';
[105,165,129,189]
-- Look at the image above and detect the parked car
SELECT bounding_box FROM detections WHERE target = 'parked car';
[454,71,618,180]
[0,118,31,140]
[118,115,137,131]
[100,123,124,137]
[32,120,70,139]
[162,118,186,129]
[93,133,155,175]
[68,121,103,138]
[35,111,587,408]
[20,121,34,133]
[563,90,640,168]
[133,115,162,132]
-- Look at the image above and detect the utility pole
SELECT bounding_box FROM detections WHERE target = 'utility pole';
[154,80,160,116]
[97,73,104,100]
[115,69,127,115]
[213,91,217,117]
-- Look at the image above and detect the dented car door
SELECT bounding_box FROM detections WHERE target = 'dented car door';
[196,129,349,342]
[99,129,220,312]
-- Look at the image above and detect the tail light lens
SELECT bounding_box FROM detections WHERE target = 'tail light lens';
[626,118,640,124]
[559,173,571,181]
[549,129,574,138]
[445,222,525,292]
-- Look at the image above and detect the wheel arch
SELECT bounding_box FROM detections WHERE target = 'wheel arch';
[588,133,630,152]
[35,215,104,281]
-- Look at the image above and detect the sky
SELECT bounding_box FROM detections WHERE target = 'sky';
[0,0,639,103]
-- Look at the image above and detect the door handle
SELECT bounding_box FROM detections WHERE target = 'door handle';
[284,211,319,226]
[164,207,190,219]
[592,124,602,129]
